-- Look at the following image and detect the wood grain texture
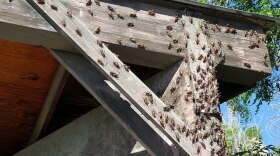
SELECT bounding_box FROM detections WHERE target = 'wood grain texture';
[25,0,201,154]
[149,0,279,29]
[0,39,59,156]
[145,61,182,97]
[0,0,271,85]
[50,50,176,156]
[44,64,159,137]
[160,15,226,155]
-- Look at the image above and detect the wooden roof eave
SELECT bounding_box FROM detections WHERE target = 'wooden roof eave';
[0,0,273,85]
[150,0,280,29]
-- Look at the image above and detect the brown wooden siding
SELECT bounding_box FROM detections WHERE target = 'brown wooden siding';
[0,39,58,156]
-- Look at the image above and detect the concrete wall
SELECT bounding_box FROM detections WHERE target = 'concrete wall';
[15,107,149,156]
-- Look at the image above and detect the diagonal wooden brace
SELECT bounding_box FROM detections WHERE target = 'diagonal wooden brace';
[159,15,226,155]
[50,50,176,156]
[25,0,202,155]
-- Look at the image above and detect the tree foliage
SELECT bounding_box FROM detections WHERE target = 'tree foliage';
[224,108,279,155]
[223,115,269,155]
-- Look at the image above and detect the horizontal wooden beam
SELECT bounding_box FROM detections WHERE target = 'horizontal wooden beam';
[0,0,271,85]
[142,0,279,29]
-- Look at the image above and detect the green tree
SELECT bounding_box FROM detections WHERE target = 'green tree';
[224,108,279,155]
[224,108,267,155]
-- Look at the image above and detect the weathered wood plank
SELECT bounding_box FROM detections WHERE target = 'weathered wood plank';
[50,50,175,156]
[0,0,184,69]
[145,61,182,97]
[28,65,69,144]
[161,15,226,155]
[129,61,182,155]
[131,141,148,154]
[26,0,197,155]
[132,15,227,155]
[144,0,279,28]
[0,0,271,85]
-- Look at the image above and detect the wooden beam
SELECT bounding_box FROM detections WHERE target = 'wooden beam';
[0,0,183,69]
[50,50,176,156]
[130,61,182,155]
[26,0,206,154]
[145,61,182,97]
[130,141,147,154]
[0,0,271,85]
[130,14,232,153]
[160,15,226,155]
[28,65,69,144]
[145,0,279,29]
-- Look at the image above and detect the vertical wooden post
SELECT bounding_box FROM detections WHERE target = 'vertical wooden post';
[29,65,68,144]
[160,15,226,155]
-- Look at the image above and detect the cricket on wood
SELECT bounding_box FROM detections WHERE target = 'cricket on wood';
[11,0,271,155]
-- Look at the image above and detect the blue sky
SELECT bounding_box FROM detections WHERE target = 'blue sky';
[221,101,280,146]
[221,73,280,146]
